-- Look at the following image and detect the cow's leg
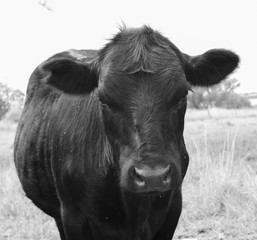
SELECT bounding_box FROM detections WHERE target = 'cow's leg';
[61,206,93,240]
[153,189,182,240]
[55,218,66,240]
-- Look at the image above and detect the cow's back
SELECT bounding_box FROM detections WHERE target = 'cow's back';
[14,49,98,217]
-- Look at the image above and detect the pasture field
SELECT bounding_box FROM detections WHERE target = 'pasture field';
[0,108,257,240]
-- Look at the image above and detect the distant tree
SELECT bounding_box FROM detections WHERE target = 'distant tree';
[0,82,25,106]
[216,92,251,109]
[188,78,251,110]
[9,89,25,106]
[0,82,25,121]
[0,97,9,120]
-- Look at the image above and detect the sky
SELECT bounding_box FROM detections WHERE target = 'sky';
[0,0,256,93]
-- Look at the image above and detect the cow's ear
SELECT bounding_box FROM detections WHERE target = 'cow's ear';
[183,49,239,87]
[39,58,98,94]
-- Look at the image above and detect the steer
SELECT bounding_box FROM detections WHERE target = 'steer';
[14,26,239,240]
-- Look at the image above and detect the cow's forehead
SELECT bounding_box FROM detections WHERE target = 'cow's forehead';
[98,26,186,91]
[98,26,183,74]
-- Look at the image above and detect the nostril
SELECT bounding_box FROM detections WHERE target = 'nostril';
[163,166,171,185]
[164,165,171,174]
[133,168,146,187]
[134,168,144,181]
[134,167,144,176]
[163,175,171,185]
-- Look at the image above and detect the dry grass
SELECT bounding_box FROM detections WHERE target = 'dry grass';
[174,108,257,240]
[0,109,257,239]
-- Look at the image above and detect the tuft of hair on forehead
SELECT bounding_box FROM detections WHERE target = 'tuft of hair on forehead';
[99,25,177,74]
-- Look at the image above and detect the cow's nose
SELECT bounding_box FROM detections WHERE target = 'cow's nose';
[133,165,171,192]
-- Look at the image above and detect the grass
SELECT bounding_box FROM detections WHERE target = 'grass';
[0,109,257,239]
[174,131,257,239]
[174,108,257,239]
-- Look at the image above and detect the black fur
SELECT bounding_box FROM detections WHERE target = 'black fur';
[183,49,240,86]
[39,58,98,94]
[14,26,239,240]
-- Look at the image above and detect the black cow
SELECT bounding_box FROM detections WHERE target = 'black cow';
[14,26,239,240]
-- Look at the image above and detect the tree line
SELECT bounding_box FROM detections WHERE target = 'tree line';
[187,78,251,109]
[0,82,25,121]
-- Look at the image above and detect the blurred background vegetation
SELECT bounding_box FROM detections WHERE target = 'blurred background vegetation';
[0,82,24,122]
[187,78,252,110]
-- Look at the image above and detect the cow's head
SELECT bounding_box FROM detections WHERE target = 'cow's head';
[40,26,239,194]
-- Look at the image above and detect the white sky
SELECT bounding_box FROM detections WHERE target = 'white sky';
[0,0,256,93]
